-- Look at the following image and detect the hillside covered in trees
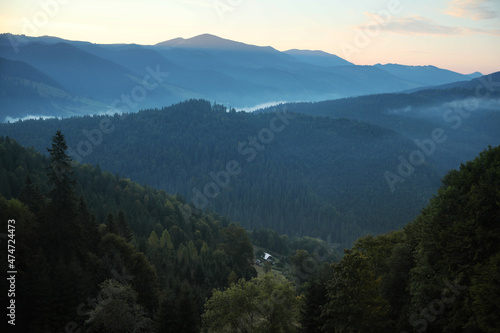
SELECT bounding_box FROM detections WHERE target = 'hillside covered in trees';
[257,71,500,176]
[300,145,500,332]
[0,133,337,332]
[0,99,446,248]
[1,133,499,332]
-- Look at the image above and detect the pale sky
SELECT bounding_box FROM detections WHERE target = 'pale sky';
[1,0,499,74]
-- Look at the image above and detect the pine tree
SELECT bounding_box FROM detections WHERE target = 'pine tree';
[46,130,77,214]
[44,130,82,263]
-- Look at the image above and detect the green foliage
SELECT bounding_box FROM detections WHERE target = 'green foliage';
[299,263,333,333]
[470,252,500,333]
[407,145,500,331]
[300,145,500,332]
[0,133,269,331]
[322,249,389,332]
[251,227,291,254]
[203,274,300,333]
[219,224,257,280]
[99,233,160,312]
[2,129,499,332]
[158,281,200,333]
[85,279,153,333]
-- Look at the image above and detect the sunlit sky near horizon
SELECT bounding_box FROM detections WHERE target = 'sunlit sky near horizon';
[1,0,499,74]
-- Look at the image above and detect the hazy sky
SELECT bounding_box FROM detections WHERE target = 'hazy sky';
[1,0,499,74]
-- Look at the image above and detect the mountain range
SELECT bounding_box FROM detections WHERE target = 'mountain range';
[0,33,483,121]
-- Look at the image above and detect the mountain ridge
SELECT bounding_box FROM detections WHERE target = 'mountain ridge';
[0,33,491,121]
[284,49,354,67]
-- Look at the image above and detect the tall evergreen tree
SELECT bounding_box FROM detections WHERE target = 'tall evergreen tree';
[46,130,77,214]
[44,130,83,262]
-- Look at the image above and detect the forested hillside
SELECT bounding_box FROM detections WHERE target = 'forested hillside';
[1,120,498,333]
[0,57,106,121]
[300,145,500,332]
[0,99,441,247]
[257,72,500,174]
[0,134,338,332]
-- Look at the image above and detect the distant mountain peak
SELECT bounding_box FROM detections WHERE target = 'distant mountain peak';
[155,33,270,51]
[467,71,483,77]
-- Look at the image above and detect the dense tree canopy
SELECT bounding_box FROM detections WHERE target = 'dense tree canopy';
[299,145,500,332]
[1,127,498,332]
[0,135,258,332]
[85,279,153,333]
[0,134,338,332]
[203,274,300,333]
[0,99,443,248]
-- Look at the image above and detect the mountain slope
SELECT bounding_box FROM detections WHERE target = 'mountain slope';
[0,135,258,331]
[0,42,140,99]
[374,63,482,86]
[0,99,442,247]
[256,72,500,174]
[0,57,106,121]
[157,33,295,69]
[0,56,63,88]
[407,70,500,92]
[284,49,354,67]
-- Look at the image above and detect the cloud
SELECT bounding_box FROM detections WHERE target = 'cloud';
[240,101,291,112]
[4,115,57,123]
[446,0,498,20]
[358,13,500,36]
